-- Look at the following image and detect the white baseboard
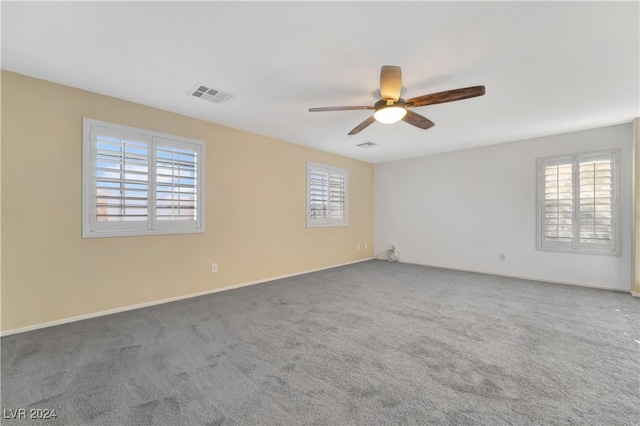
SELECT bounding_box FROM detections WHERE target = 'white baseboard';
[1,258,373,337]
[394,260,631,294]
[632,291,640,297]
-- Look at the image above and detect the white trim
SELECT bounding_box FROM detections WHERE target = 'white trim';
[1,258,373,337]
[393,260,631,294]
[632,291,639,298]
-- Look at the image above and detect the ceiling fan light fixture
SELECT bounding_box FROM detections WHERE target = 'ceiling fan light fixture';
[374,105,407,124]
[308,65,485,135]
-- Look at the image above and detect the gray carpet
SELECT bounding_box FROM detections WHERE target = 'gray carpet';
[2,260,639,425]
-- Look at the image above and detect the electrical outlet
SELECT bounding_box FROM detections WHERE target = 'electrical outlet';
[357,244,361,250]
[364,243,368,249]
[211,263,218,272]
[499,254,506,261]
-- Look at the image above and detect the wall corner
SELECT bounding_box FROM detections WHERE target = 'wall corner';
[632,118,640,295]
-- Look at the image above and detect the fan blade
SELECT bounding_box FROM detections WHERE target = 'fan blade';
[348,116,376,135]
[406,85,485,108]
[402,110,435,130]
[309,106,374,112]
[380,66,402,102]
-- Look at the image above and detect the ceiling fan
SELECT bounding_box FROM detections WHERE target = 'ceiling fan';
[308,66,485,135]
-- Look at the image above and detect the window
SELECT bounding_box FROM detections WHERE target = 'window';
[307,162,348,227]
[537,151,618,254]
[83,118,205,238]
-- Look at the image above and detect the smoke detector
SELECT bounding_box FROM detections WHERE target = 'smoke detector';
[189,84,232,104]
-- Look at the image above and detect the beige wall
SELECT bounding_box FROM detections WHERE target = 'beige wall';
[1,71,374,332]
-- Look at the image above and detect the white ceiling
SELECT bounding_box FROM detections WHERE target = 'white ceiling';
[2,1,638,164]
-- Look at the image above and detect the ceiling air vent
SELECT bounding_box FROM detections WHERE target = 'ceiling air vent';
[190,84,232,104]
[356,142,377,148]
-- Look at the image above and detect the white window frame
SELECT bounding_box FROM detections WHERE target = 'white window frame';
[307,162,348,228]
[536,150,620,255]
[83,118,205,238]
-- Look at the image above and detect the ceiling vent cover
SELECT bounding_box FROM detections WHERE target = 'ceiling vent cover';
[356,142,377,148]
[190,84,232,104]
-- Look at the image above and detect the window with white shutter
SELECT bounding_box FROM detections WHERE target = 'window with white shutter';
[537,151,618,254]
[83,118,205,238]
[307,162,348,227]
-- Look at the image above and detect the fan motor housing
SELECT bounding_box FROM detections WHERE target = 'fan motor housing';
[375,99,406,111]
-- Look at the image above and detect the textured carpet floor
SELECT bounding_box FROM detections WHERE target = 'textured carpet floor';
[2,260,639,425]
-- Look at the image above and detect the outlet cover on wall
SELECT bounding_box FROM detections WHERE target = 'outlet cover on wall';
[211,263,218,273]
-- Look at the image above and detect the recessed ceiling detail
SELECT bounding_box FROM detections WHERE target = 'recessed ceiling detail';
[190,84,232,104]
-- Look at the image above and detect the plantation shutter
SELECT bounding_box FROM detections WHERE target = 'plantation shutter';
[307,163,348,227]
[541,157,573,249]
[538,151,617,253]
[576,153,615,251]
[309,169,329,221]
[83,118,205,238]
[91,126,150,232]
[329,173,347,220]
[154,138,201,231]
